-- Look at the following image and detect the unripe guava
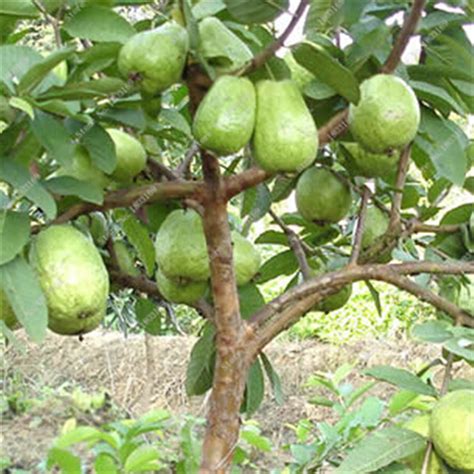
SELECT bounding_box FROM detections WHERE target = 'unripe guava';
[198,17,253,75]
[283,51,314,92]
[193,76,256,156]
[253,80,318,172]
[106,129,147,183]
[341,142,399,181]
[296,167,352,224]
[118,22,189,95]
[113,240,139,277]
[361,205,389,249]
[0,289,18,330]
[349,74,420,153]
[30,225,109,335]
[57,147,111,189]
[232,231,261,286]
[401,415,443,474]
[154,209,210,282]
[156,269,207,305]
[430,390,474,470]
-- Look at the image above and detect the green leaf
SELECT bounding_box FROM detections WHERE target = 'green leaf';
[64,6,135,43]
[39,78,128,101]
[443,335,474,362]
[305,0,344,34]
[293,41,360,104]
[0,210,30,265]
[240,427,272,452]
[55,427,103,449]
[186,323,215,396]
[255,230,288,246]
[225,0,289,24]
[192,0,226,19]
[410,80,466,116]
[0,159,57,219]
[135,298,161,336]
[47,448,82,474]
[388,390,419,416]
[0,256,47,343]
[256,250,298,283]
[81,124,117,174]
[160,108,191,137]
[9,97,34,119]
[0,0,38,18]
[411,321,452,343]
[260,351,283,405]
[241,183,272,222]
[95,454,119,474]
[117,210,155,277]
[124,445,161,473]
[238,283,265,319]
[242,359,264,415]
[365,281,383,318]
[18,46,76,95]
[44,176,104,205]
[364,366,437,397]
[31,110,75,167]
[335,426,426,474]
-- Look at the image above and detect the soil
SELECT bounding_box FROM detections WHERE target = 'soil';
[1,330,472,471]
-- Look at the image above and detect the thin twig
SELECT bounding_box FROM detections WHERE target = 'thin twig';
[147,159,180,181]
[350,186,371,265]
[32,0,62,48]
[176,141,200,178]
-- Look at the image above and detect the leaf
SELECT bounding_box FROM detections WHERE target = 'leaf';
[192,0,226,19]
[410,80,466,116]
[0,1,37,17]
[240,427,272,452]
[186,323,215,396]
[39,78,127,101]
[116,210,155,277]
[9,97,34,119]
[238,283,265,319]
[47,448,82,474]
[305,0,344,34]
[0,159,56,219]
[335,426,426,474]
[31,110,75,167]
[256,250,298,283]
[293,41,360,104]
[18,46,76,95]
[160,108,191,137]
[241,183,272,222]
[81,124,117,174]
[255,230,288,246]
[242,359,265,415]
[411,321,452,343]
[365,281,383,318]
[443,336,474,362]
[64,6,135,43]
[135,298,161,336]
[260,352,283,405]
[95,454,119,474]
[55,426,103,449]
[225,0,289,24]
[124,445,161,473]
[44,176,104,205]
[0,210,30,265]
[364,366,437,397]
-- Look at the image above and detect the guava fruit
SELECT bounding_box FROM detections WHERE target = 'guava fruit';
[193,75,256,156]
[0,289,18,330]
[361,205,390,249]
[232,231,261,286]
[401,415,443,474]
[106,129,147,183]
[156,269,207,305]
[430,389,474,470]
[349,74,420,153]
[283,51,314,92]
[253,80,318,173]
[198,17,253,75]
[57,147,111,189]
[113,240,139,277]
[296,167,352,224]
[341,142,400,181]
[154,209,210,282]
[30,225,109,335]
[118,22,189,95]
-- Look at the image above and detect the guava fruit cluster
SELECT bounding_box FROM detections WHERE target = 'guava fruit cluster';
[154,209,261,304]
[30,225,109,335]
[402,390,474,472]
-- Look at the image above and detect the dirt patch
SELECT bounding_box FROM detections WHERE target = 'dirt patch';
[1,331,472,470]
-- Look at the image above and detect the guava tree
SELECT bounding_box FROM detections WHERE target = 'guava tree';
[1,0,473,471]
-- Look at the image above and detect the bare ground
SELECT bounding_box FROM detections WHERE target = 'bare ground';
[1,330,471,470]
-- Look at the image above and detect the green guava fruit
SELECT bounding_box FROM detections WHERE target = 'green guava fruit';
[401,415,443,474]
[106,129,147,183]
[283,51,314,92]
[341,142,400,181]
[193,75,256,156]
[349,74,420,153]
[296,167,352,224]
[156,269,207,305]
[361,205,390,249]
[57,147,111,189]
[0,289,18,330]
[253,80,318,172]
[154,209,210,282]
[30,225,109,335]
[113,240,139,277]
[430,389,474,470]
[197,17,253,75]
[232,231,261,286]
[118,22,189,95]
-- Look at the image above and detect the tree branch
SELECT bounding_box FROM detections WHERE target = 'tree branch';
[389,144,412,232]
[237,0,310,76]
[177,141,200,178]
[350,186,371,265]
[225,167,272,199]
[410,222,461,234]
[318,109,349,147]
[381,0,427,73]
